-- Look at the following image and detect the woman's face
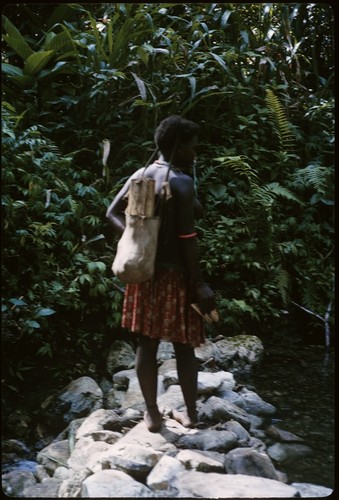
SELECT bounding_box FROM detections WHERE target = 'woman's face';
[174,135,198,170]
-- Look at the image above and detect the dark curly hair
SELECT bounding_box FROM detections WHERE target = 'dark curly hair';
[154,115,199,160]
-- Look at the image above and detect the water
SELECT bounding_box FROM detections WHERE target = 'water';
[243,340,335,489]
[2,340,335,490]
[2,460,37,474]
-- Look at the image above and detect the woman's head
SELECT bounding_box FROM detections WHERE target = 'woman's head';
[154,115,199,168]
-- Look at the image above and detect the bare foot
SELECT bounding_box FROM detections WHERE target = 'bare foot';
[172,408,196,428]
[144,406,162,433]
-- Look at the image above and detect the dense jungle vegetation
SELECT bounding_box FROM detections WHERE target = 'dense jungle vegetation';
[1,3,334,415]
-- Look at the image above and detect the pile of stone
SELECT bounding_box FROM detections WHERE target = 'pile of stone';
[2,336,333,498]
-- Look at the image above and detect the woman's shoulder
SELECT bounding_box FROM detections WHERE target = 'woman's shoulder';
[170,172,195,198]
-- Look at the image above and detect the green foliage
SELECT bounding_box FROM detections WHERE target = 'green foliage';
[1,3,334,402]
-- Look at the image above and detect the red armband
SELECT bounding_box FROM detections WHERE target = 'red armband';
[177,232,197,239]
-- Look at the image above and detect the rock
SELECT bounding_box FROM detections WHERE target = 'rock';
[157,341,174,362]
[41,376,103,429]
[216,387,245,406]
[215,335,264,373]
[112,368,135,389]
[198,395,252,429]
[35,463,51,482]
[176,449,225,472]
[194,340,220,363]
[58,467,93,497]
[225,447,281,480]
[106,340,135,375]
[105,387,126,408]
[172,471,299,497]
[266,424,305,442]
[157,384,185,415]
[291,482,334,497]
[22,477,62,498]
[67,437,112,470]
[91,442,163,480]
[81,469,153,497]
[238,387,276,416]
[2,439,30,462]
[224,420,251,444]
[53,466,70,480]
[36,440,70,476]
[120,374,165,410]
[54,417,86,445]
[177,428,238,452]
[109,418,190,453]
[158,358,177,375]
[267,442,313,465]
[197,371,235,394]
[75,408,123,438]
[2,470,37,497]
[146,455,185,490]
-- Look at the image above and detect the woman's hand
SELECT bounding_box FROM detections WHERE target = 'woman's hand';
[195,282,215,314]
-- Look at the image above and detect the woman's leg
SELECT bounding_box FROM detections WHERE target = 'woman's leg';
[173,341,198,427]
[135,335,162,431]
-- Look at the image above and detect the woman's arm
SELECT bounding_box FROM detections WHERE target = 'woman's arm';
[106,181,130,235]
[171,175,215,314]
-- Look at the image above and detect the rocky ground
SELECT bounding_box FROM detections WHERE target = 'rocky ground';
[2,336,334,498]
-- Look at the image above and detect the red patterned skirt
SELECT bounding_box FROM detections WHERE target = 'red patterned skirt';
[121,267,204,347]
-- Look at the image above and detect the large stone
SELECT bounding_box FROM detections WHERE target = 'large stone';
[2,470,37,497]
[67,437,112,470]
[172,471,299,498]
[194,340,221,363]
[58,467,93,498]
[198,395,252,429]
[267,442,313,464]
[112,368,135,389]
[215,335,264,373]
[238,387,276,416]
[146,455,185,490]
[109,418,192,454]
[22,477,62,498]
[81,469,153,497]
[176,449,225,472]
[224,447,281,480]
[75,408,123,438]
[120,374,165,410]
[37,440,70,476]
[177,428,238,452]
[106,340,135,375]
[157,384,185,415]
[157,341,175,362]
[158,358,177,375]
[40,377,103,428]
[224,420,251,445]
[89,442,163,480]
[291,482,334,497]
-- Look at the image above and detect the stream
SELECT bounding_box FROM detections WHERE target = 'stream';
[3,337,335,491]
[241,338,335,489]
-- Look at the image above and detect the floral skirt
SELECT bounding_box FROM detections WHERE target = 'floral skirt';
[121,268,204,347]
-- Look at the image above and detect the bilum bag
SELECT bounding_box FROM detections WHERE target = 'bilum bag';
[112,163,171,284]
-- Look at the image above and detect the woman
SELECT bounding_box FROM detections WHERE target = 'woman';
[106,115,215,432]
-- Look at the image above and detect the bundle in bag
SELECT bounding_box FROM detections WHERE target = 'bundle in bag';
[112,175,169,284]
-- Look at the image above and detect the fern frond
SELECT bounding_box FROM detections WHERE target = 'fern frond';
[214,155,259,187]
[252,182,304,209]
[265,89,295,151]
[291,163,331,196]
[300,278,321,312]
[274,265,291,305]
